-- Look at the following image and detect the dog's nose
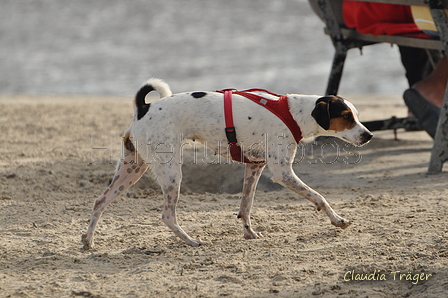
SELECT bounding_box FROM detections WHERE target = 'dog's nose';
[361,131,373,143]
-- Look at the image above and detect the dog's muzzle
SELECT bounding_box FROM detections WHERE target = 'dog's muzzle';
[359,131,373,145]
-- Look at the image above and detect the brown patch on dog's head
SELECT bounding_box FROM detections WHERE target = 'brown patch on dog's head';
[311,96,356,131]
[328,109,356,131]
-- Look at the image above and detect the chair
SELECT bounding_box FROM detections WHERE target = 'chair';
[309,0,448,173]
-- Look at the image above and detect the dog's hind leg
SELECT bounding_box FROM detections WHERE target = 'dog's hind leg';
[155,162,205,247]
[269,163,351,229]
[238,163,266,239]
[81,132,148,249]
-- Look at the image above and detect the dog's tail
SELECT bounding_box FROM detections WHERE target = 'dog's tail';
[134,78,172,120]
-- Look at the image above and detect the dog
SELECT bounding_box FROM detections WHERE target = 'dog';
[82,78,372,248]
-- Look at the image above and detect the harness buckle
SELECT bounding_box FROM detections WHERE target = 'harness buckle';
[225,127,238,143]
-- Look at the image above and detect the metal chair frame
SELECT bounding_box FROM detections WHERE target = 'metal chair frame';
[311,0,448,173]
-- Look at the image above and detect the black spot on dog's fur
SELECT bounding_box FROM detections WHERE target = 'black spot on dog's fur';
[135,85,154,120]
[248,116,252,120]
[138,104,150,120]
[191,92,207,98]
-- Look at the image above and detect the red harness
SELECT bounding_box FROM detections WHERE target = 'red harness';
[217,88,303,163]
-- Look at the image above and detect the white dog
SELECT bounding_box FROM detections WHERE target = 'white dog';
[82,78,372,248]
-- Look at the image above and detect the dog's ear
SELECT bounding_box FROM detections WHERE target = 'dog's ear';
[311,97,332,130]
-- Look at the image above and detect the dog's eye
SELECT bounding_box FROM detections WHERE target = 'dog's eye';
[343,114,353,121]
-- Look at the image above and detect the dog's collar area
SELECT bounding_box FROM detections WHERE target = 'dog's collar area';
[218,88,303,163]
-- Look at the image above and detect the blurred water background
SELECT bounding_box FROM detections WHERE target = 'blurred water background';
[0,0,408,96]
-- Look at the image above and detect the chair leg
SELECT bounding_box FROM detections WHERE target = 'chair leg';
[427,5,448,173]
[326,42,347,96]
[428,84,448,173]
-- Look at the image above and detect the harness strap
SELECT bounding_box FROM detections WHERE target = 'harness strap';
[232,89,303,143]
[223,90,257,163]
[221,88,303,163]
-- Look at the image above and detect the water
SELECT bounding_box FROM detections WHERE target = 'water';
[0,0,408,96]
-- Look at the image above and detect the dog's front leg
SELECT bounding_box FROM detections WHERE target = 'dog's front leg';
[238,163,266,239]
[270,163,351,229]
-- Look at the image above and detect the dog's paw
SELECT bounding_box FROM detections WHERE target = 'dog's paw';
[186,238,206,247]
[81,234,94,250]
[332,218,352,229]
[244,229,263,239]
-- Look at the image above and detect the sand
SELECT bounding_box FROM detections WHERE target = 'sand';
[1,94,448,297]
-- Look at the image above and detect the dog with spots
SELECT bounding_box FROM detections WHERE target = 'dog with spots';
[82,78,372,248]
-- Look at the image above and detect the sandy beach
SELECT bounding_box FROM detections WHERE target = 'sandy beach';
[2,0,448,296]
[1,94,447,297]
